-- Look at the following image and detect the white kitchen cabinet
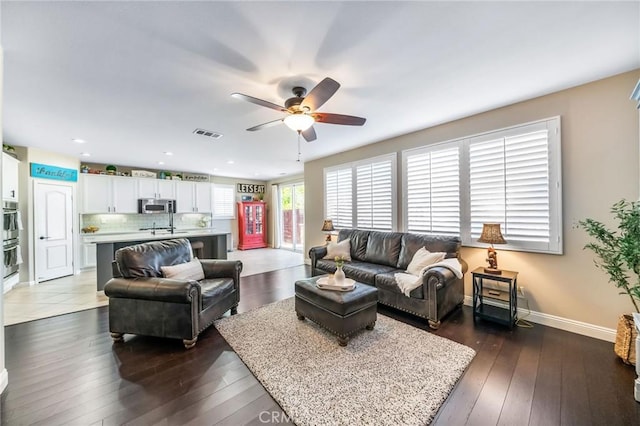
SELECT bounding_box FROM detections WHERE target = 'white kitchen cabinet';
[175,181,212,213]
[81,174,138,213]
[137,178,175,199]
[2,152,20,201]
[81,242,96,268]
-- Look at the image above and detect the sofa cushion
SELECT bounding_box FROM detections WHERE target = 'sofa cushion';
[199,278,235,310]
[161,258,205,281]
[397,234,461,270]
[338,229,370,261]
[375,271,424,299]
[363,232,403,267]
[342,261,396,286]
[323,239,352,261]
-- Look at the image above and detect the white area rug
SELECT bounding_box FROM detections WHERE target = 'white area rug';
[215,297,475,426]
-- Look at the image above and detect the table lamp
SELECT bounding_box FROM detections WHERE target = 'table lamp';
[478,223,507,275]
[321,219,335,243]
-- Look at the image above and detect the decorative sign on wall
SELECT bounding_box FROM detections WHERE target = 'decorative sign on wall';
[237,183,265,193]
[30,162,78,182]
[183,173,210,182]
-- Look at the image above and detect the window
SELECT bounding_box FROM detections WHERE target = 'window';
[355,157,394,230]
[402,117,562,254]
[404,145,460,235]
[324,167,352,228]
[466,120,560,253]
[212,184,235,218]
[324,154,396,231]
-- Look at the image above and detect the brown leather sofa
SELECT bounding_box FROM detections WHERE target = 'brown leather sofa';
[104,238,242,348]
[309,229,466,329]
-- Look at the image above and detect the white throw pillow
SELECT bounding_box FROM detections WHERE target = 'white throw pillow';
[161,258,205,281]
[323,238,352,261]
[406,248,445,276]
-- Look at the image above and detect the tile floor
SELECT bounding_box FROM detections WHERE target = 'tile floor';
[3,248,304,326]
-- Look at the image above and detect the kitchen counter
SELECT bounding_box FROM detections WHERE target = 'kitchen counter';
[83,228,224,244]
[94,231,228,291]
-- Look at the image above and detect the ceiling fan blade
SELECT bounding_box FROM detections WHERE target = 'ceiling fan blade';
[301,77,340,111]
[247,118,284,131]
[301,126,317,142]
[231,93,287,112]
[312,112,366,126]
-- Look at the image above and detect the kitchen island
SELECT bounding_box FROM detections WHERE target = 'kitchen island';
[92,231,228,291]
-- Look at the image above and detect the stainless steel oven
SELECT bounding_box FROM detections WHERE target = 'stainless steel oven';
[3,200,20,278]
[3,239,19,278]
[3,201,19,241]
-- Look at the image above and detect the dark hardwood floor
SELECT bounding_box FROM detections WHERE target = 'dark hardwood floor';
[2,265,639,425]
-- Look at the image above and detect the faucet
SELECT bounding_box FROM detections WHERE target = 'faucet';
[169,202,174,234]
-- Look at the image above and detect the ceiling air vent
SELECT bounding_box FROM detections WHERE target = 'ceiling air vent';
[193,128,223,139]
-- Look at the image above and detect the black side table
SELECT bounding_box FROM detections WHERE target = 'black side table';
[472,267,518,328]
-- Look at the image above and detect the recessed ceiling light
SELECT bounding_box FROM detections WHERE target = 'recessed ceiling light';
[80,152,91,157]
[72,138,86,144]
[213,168,219,172]
[279,172,286,175]
[158,161,165,165]
[164,151,173,156]
[227,160,234,165]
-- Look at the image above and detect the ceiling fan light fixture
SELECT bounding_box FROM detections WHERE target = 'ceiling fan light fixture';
[284,113,315,132]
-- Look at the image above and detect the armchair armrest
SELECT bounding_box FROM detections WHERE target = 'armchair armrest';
[200,259,242,279]
[104,277,200,303]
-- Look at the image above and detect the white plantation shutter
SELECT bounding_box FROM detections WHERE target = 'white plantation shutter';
[403,117,561,254]
[405,146,460,235]
[213,184,235,218]
[356,157,394,231]
[466,119,561,253]
[469,138,506,237]
[325,167,352,228]
[505,130,550,242]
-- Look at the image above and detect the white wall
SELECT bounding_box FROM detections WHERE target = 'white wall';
[211,176,266,249]
[304,70,640,336]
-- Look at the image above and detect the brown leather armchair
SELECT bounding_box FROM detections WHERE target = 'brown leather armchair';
[104,238,242,349]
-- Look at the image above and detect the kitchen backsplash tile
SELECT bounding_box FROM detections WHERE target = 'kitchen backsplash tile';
[81,213,213,233]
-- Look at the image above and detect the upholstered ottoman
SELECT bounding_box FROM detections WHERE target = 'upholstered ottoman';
[295,276,378,346]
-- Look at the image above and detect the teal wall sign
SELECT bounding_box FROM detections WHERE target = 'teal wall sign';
[30,163,78,182]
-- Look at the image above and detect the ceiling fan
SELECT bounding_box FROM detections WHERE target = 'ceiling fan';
[231,77,366,142]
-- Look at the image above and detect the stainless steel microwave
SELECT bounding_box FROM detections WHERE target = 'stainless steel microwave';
[138,199,176,214]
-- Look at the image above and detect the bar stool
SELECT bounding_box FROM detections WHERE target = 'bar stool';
[190,241,205,259]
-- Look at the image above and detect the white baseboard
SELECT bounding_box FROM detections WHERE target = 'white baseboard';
[463,295,616,342]
[0,368,7,394]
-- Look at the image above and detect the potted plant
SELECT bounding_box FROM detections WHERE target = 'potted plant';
[105,165,117,175]
[579,199,640,365]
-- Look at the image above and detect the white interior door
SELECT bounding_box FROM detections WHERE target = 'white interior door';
[35,182,74,282]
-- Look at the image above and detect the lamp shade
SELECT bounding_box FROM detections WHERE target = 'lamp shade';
[321,219,335,232]
[284,113,315,131]
[478,223,506,245]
